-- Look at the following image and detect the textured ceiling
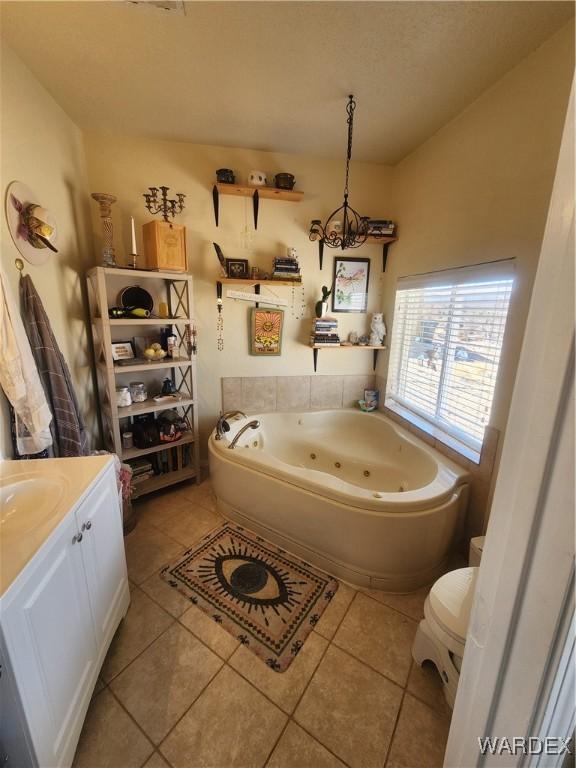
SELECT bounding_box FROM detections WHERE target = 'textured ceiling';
[1,1,573,163]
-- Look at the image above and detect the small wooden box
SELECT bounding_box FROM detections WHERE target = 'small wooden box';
[142,221,187,272]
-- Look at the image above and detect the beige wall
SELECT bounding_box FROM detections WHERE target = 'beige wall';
[376,22,573,534]
[1,19,571,476]
[0,44,96,458]
[380,22,574,436]
[82,135,392,449]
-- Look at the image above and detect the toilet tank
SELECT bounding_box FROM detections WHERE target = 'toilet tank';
[469,536,485,567]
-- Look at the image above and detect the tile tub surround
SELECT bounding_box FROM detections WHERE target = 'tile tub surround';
[375,375,500,539]
[73,478,452,768]
[222,374,376,413]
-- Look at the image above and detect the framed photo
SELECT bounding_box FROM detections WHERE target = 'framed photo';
[332,257,370,313]
[111,340,135,361]
[226,258,249,279]
[250,308,284,356]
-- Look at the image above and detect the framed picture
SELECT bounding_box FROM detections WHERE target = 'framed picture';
[111,340,135,361]
[226,258,249,279]
[250,308,284,356]
[332,257,370,313]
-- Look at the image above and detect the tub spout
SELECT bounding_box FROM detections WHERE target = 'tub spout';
[215,410,246,440]
[228,420,260,449]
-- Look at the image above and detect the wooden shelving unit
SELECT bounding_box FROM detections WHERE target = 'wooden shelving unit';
[212,183,304,229]
[310,344,387,372]
[87,266,200,497]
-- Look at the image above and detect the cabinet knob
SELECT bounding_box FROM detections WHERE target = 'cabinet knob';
[82,521,92,531]
[72,532,83,544]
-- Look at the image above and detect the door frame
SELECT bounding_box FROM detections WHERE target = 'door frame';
[444,84,575,767]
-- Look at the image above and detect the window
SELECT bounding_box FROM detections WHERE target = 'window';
[385,261,514,462]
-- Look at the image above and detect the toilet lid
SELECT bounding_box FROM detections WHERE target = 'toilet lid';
[428,567,478,642]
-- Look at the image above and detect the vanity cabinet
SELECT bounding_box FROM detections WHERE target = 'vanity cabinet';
[0,462,130,768]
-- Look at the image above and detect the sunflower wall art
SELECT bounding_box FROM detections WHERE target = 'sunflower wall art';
[250,308,284,356]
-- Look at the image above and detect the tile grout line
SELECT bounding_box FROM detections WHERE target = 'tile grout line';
[381,686,408,768]
[261,579,364,768]
[155,662,231,759]
[124,499,446,767]
[358,584,428,624]
[102,586,178,684]
[111,577,447,767]
[101,683,157,760]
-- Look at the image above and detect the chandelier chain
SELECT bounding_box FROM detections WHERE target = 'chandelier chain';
[344,95,356,198]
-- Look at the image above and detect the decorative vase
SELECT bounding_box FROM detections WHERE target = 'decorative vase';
[91,192,117,267]
[315,300,328,318]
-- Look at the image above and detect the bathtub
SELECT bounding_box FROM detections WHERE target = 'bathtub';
[208,410,470,592]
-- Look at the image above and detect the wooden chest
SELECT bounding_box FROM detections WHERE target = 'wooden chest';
[142,220,187,272]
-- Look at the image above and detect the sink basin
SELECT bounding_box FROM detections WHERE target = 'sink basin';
[1,475,66,538]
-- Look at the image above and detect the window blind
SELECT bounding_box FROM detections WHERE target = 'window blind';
[386,261,514,454]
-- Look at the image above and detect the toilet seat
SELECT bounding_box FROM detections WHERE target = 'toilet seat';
[426,566,477,646]
[412,567,478,709]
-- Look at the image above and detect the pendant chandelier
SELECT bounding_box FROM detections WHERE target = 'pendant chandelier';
[309,95,373,259]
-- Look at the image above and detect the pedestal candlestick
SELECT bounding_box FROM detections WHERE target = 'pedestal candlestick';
[91,192,117,267]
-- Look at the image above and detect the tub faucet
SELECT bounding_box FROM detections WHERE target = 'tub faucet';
[215,410,246,440]
[228,420,260,449]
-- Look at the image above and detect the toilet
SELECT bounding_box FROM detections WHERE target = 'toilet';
[412,536,485,708]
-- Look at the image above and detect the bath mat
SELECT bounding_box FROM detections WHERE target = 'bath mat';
[160,523,338,672]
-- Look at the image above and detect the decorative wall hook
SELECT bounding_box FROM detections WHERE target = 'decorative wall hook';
[6,181,58,266]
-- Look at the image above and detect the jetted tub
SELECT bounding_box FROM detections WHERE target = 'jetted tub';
[208,410,470,592]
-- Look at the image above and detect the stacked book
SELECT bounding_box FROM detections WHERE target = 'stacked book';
[129,457,154,487]
[310,317,340,347]
[367,219,396,236]
[272,256,301,281]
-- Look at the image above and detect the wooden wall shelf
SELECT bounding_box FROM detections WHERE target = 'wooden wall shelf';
[212,183,303,229]
[216,278,302,308]
[218,278,302,286]
[315,234,397,272]
[310,344,387,372]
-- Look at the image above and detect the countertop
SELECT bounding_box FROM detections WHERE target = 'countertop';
[0,455,113,598]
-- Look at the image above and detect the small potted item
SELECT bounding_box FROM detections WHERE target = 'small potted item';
[248,171,267,187]
[161,378,177,395]
[315,286,332,319]
[275,173,296,190]
[216,168,235,184]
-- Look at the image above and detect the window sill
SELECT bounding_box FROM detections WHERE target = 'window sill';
[384,399,481,465]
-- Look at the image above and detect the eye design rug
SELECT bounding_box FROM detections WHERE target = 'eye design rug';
[160,523,338,671]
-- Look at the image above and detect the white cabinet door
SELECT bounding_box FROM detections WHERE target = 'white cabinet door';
[1,513,96,768]
[77,468,129,656]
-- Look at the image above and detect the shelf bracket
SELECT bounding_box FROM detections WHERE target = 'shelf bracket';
[373,349,379,371]
[313,347,319,372]
[382,241,394,272]
[255,283,260,308]
[253,189,259,230]
[212,185,219,227]
[318,238,325,270]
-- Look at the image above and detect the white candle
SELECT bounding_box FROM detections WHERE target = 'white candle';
[130,216,137,254]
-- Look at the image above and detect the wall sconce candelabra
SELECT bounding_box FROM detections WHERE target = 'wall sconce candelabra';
[143,186,186,222]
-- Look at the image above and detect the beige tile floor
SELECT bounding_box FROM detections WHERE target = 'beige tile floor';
[73,478,452,768]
